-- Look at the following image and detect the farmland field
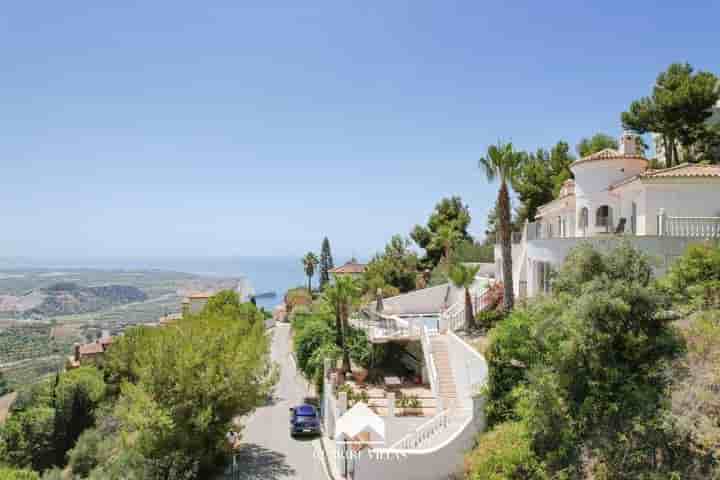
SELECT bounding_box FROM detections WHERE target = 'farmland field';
[0,268,239,387]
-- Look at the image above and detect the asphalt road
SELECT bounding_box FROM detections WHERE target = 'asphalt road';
[232,323,328,480]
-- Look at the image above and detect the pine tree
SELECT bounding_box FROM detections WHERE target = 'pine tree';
[319,237,334,289]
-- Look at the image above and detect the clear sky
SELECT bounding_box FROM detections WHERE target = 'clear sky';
[1,1,717,259]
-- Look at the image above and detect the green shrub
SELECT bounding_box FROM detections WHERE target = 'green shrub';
[293,314,339,382]
[464,422,546,480]
[0,466,40,480]
[663,243,720,303]
[475,309,504,330]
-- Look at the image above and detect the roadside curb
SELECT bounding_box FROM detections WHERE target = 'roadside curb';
[286,332,335,479]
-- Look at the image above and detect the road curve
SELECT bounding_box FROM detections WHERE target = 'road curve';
[232,323,327,480]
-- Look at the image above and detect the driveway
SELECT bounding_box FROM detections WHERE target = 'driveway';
[231,323,328,480]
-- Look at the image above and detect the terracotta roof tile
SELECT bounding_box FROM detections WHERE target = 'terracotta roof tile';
[609,163,720,190]
[572,148,648,167]
[642,163,720,178]
[188,292,213,299]
[78,342,104,355]
[329,262,366,274]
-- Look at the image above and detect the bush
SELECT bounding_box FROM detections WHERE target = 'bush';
[68,429,107,477]
[476,242,686,478]
[293,314,339,382]
[0,466,40,480]
[663,242,720,303]
[475,309,504,330]
[464,422,546,480]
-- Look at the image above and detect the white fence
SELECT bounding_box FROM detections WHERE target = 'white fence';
[439,279,493,333]
[660,214,720,238]
[390,409,452,449]
[420,325,441,411]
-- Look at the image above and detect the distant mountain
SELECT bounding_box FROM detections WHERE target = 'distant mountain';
[26,282,148,317]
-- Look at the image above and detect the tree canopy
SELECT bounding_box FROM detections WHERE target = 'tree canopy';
[319,237,334,290]
[576,132,619,158]
[512,141,575,225]
[411,196,472,268]
[472,242,695,478]
[363,235,419,295]
[622,62,719,165]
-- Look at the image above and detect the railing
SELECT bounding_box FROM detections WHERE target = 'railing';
[355,309,424,342]
[439,281,494,333]
[441,301,464,332]
[420,325,441,411]
[660,214,720,238]
[390,408,452,450]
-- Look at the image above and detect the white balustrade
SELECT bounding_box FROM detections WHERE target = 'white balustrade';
[390,409,452,450]
[420,325,441,411]
[663,216,720,238]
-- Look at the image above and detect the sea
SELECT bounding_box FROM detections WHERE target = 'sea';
[0,256,307,311]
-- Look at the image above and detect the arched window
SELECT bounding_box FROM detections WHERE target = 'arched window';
[579,207,589,228]
[596,205,611,227]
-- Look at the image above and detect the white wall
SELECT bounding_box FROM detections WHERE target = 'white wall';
[644,182,720,234]
[352,397,486,480]
[447,331,489,411]
[526,236,702,279]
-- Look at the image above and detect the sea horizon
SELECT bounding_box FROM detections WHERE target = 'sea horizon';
[0,255,316,311]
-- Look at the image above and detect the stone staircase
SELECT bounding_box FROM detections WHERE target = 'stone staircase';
[429,335,457,410]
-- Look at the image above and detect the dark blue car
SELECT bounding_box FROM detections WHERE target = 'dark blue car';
[289,404,321,437]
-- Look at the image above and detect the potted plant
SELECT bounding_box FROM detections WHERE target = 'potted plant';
[348,331,372,385]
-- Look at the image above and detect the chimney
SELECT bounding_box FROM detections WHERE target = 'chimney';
[74,343,80,362]
[619,131,638,155]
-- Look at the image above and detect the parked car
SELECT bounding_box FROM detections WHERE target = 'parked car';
[289,404,321,437]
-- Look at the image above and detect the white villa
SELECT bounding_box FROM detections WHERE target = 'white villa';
[497,131,720,299]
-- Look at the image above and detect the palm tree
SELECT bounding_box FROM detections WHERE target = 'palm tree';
[302,252,319,294]
[432,222,463,268]
[479,142,523,311]
[322,276,361,372]
[448,263,481,330]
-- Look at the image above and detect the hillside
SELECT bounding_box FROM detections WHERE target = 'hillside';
[26,282,148,317]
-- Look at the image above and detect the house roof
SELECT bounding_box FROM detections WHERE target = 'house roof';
[78,342,104,355]
[609,163,720,190]
[188,292,213,300]
[381,283,460,316]
[643,163,720,178]
[329,261,366,274]
[571,148,648,167]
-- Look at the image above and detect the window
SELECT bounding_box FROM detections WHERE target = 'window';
[596,205,611,227]
[631,202,637,234]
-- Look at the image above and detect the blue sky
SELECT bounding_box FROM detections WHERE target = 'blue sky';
[1,1,717,259]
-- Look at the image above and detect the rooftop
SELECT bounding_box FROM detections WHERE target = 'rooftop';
[571,147,648,167]
[610,162,720,190]
[381,283,461,316]
[329,261,366,274]
[78,342,104,355]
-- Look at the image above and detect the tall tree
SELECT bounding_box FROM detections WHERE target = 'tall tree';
[322,276,361,372]
[479,142,523,311]
[301,252,319,294]
[411,197,472,268]
[622,63,719,166]
[576,133,619,158]
[448,263,481,330]
[512,141,574,225]
[319,237,334,290]
[364,235,418,294]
